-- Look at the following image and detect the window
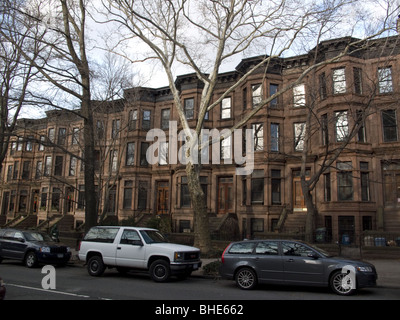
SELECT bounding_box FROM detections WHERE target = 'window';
[337,162,353,201]
[382,110,398,142]
[255,241,278,255]
[126,142,135,166]
[129,110,137,130]
[69,156,77,176]
[333,68,346,94]
[356,110,366,142]
[26,136,33,151]
[58,128,66,145]
[180,176,191,207]
[72,128,79,145]
[120,229,140,245]
[19,190,28,212]
[96,120,105,139]
[7,165,13,182]
[335,111,349,142]
[48,128,55,143]
[110,150,118,172]
[22,161,31,180]
[251,170,264,204]
[270,123,279,152]
[77,185,85,209]
[142,110,151,130]
[383,162,400,206]
[269,84,279,107]
[282,242,314,257]
[123,181,133,209]
[228,242,255,254]
[293,83,306,107]
[252,123,264,151]
[324,172,331,202]
[112,119,120,139]
[54,156,63,176]
[353,67,363,94]
[161,109,170,129]
[360,162,370,201]
[252,84,262,107]
[159,142,169,165]
[51,188,61,211]
[44,156,52,176]
[242,87,247,110]
[40,188,48,210]
[140,142,149,166]
[221,97,231,119]
[221,135,231,160]
[35,161,42,179]
[184,98,194,119]
[39,136,45,151]
[137,181,148,210]
[294,122,306,151]
[321,114,329,145]
[13,161,19,180]
[319,72,327,99]
[378,67,393,93]
[271,170,281,205]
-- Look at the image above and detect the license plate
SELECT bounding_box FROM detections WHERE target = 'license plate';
[57,254,64,258]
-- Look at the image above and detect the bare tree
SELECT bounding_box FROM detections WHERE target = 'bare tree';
[99,0,399,252]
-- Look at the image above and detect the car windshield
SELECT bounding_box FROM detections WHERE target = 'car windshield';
[140,230,168,244]
[23,232,53,242]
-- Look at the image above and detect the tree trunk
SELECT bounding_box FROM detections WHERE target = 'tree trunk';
[186,163,211,254]
[302,179,316,243]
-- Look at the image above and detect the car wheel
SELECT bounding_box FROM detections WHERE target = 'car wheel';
[235,267,257,290]
[330,270,357,296]
[87,256,105,277]
[150,259,171,282]
[25,252,38,268]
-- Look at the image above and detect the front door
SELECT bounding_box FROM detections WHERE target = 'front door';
[156,182,169,214]
[218,177,233,214]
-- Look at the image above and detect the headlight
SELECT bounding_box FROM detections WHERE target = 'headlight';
[40,247,51,253]
[357,266,373,272]
[174,252,184,261]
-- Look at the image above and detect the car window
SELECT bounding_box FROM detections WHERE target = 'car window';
[140,230,167,244]
[24,232,52,242]
[282,242,314,257]
[14,231,24,240]
[84,227,119,243]
[120,230,141,245]
[255,241,279,255]
[228,242,255,254]
[3,230,15,240]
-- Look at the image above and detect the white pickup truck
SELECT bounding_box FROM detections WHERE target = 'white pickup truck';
[78,226,202,282]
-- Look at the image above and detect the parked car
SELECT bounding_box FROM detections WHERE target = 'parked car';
[0,228,71,268]
[79,226,202,282]
[0,277,5,300]
[220,239,377,295]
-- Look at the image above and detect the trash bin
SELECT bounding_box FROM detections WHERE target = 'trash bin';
[341,234,350,245]
[374,237,386,246]
[315,227,326,243]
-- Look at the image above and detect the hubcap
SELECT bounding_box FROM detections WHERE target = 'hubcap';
[238,270,254,288]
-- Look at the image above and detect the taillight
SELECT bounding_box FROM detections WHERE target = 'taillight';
[221,243,231,264]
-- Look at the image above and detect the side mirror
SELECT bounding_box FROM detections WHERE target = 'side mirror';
[307,252,319,259]
[131,240,144,246]
[16,237,25,243]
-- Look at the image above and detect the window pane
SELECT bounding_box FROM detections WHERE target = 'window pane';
[333,68,346,94]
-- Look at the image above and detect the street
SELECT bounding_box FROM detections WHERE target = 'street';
[1,260,399,301]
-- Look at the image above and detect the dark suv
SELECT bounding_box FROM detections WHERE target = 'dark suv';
[0,229,71,268]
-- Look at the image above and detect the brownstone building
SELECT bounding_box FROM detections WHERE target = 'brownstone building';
[1,36,400,244]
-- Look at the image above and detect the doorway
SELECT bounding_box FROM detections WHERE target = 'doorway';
[218,177,234,214]
[156,181,169,214]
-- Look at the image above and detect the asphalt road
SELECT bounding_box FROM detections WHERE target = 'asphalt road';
[1,260,399,301]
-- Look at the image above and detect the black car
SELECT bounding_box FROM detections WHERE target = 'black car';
[220,239,377,295]
[0,229,71,268]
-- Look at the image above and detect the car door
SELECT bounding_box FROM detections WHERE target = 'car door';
[0,230,15,258]
[253,241,284,284]
[116,229,146,268]
[282,241,325,286]
[10,231,27,260]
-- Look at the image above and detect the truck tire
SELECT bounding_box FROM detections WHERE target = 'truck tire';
[149,259,171,282]
[87,255,105,277]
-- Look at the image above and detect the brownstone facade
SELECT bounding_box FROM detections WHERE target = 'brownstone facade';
[1,36,400,243]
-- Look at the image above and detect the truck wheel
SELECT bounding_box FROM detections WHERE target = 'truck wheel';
[150,259,171,282]
[87,256,105,277]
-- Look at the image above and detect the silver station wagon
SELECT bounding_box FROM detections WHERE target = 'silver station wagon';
[220,239,377,295]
